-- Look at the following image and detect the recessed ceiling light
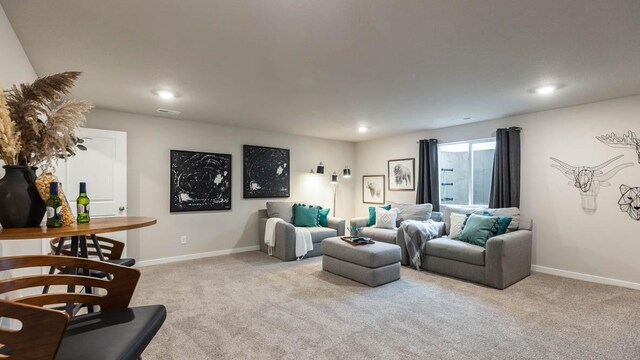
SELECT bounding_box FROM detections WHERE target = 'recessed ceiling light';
[532,85,557,95]
[358,126,368,133]
[156,90,175,99]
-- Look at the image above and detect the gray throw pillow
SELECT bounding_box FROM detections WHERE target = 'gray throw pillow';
[443,205,478,234]
[266,201,295,223]
[388,202,433,227]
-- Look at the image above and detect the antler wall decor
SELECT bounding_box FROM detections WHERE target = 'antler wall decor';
[596,130,640,164]
[550,155,633,212]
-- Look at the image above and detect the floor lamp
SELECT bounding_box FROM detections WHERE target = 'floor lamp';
[329,166,351,217]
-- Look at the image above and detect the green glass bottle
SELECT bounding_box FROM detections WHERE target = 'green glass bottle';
[46,182,63,228]
[77,182,90,224]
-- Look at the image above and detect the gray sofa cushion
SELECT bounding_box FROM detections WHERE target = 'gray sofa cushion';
[266,201,295,223]
[307,227,338,243]
[388,202,433,226]
[322,237,401,268]
[481,207,520,231]
[443,205,479,234]
[425,237,486,266]
[360,227,397,244]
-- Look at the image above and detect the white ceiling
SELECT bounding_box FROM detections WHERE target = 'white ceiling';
[2,0,640,142]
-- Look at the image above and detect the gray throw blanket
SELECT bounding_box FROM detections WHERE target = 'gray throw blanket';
[401,220,442,270]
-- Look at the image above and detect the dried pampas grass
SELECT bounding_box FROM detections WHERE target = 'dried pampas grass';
[2,72,93,168]
[0,88,22,165]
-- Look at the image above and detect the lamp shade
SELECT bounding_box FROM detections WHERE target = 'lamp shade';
[342,166,351,178]
[330,172,338,184]
[316,162,325,174]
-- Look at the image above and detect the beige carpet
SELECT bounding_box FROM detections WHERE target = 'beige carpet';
[131,251,640,360]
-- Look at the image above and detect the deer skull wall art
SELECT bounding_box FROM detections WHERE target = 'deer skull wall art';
[550,155,633,212]
[596,130,640,164]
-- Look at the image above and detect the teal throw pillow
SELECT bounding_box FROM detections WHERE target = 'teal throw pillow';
[368,204,392,226]
[318,207,330,227]
[483,211,512,236]
[456,214,499,247]
[293,204,320,227]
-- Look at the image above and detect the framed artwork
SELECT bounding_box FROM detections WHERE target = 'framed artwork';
[243,145,290,198]
[388,158,415,191]
[363,175,385,204]
[170,150,232,212]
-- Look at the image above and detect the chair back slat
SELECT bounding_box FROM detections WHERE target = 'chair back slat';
[0,300,68,360]
[0,255,139,312]
[49,236,126,260]
[15,293,106,308]
[0,274,109,294]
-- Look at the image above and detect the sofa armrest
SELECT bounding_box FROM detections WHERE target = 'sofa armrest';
[350,217,369,229]
[485,230,532,289]
[327,217,345,236]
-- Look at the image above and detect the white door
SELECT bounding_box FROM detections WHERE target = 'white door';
[43,128,128,255]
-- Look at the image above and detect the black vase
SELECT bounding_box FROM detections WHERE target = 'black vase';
[0,166,46,228]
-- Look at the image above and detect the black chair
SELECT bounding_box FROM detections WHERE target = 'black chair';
[0,255,166,360]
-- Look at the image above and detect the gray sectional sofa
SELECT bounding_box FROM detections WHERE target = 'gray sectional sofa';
[351,204,532,289]
[349,202,440,245]
[258,202,345,261]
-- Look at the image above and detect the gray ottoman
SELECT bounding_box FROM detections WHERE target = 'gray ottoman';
[321,237,401,287]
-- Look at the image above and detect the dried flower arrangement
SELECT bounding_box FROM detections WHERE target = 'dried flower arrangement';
[0,72,93,169]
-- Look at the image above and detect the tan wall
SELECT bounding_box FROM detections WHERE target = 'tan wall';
[0,4,40,258]
[87,109,356,262]
[355,94,640,285]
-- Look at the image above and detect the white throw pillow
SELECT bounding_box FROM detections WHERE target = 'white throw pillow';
[449,213,467,238]
[374,207,399,229]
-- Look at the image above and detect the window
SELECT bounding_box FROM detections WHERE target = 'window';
[438,139,496,206]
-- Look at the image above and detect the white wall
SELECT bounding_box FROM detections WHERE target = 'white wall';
[0,4,40,258]
[355,95,640,287]
[86,109,356,262]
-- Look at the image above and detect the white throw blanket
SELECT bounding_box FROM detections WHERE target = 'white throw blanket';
[264,218,285,256]
[294,227,313,259]
[264,218,314,259]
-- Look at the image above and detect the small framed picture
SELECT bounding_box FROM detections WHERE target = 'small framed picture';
[388,158,415,191]
[363,175,385,204]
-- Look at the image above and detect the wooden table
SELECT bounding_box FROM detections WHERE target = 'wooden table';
[0,216,157,240]
[0,216,156,314]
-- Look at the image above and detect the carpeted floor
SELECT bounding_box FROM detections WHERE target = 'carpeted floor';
[131,251,640,360]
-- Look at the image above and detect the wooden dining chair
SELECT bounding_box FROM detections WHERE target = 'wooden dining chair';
[50,236,135,277]
[0,255,166,360]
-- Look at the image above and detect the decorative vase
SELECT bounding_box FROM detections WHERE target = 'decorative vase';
[0,166,46,228]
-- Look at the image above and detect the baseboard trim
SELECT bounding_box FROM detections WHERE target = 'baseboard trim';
[136,245,260,267]
[531,265,640,291]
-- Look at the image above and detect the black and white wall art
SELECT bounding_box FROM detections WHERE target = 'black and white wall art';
[549,154,633,213]
[618,185,640,221]
[243,145,290,198]
[170,150,232,212]
[596,130,640,164]
[363,175,385,204]
[388,158,415,191]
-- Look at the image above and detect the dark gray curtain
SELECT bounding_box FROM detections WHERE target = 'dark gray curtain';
[489,127,521,208]
[416,139,440,211]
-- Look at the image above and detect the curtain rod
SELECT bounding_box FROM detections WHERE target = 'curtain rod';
[415,127,522,143]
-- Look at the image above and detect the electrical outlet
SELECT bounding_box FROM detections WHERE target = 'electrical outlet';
[180,235,187,245]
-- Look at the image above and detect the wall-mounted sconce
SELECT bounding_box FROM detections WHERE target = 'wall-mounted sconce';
[342,166,351,178]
